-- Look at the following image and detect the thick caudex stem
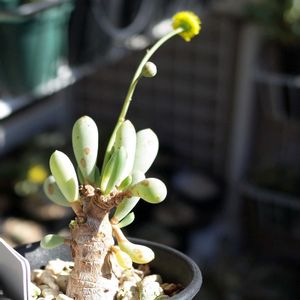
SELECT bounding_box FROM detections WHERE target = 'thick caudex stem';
[66,208,116,299]
[66,187,129,300]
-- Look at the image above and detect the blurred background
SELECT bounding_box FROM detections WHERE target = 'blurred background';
[1,0,300,299]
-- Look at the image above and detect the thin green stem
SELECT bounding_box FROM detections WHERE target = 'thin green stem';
[100,27,183,179]
[118,27,183,123]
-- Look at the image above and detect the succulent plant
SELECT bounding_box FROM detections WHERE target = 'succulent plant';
[41,11,201,300]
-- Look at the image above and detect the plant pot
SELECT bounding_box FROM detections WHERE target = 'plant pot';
[16,238,202,299]
[0,0,74,95]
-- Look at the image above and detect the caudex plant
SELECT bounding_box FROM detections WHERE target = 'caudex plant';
[40,11,201,300]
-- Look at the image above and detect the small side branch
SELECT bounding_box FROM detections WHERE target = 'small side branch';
[70,201,85,223]
[88,190,132,214]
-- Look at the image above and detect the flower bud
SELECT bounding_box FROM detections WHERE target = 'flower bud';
[142,62,157,78]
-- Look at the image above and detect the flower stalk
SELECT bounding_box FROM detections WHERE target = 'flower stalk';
[101,27,183,175]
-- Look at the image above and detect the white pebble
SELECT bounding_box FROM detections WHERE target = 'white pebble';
[32,269,43,282]
[139,280,163,300]
[41,271,59,291]
[56,294,73,300]
[42,288,58,298]
[46,259,66,275]
[42,287,59,298]
[30,282,41,299]
[56,274,69,293]
[142,274,162,284]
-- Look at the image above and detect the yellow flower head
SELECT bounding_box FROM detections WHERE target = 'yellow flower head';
[172,11,201,42]
[27,164,48,184]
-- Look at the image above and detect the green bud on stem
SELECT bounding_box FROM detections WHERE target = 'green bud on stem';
[141,61,157,78]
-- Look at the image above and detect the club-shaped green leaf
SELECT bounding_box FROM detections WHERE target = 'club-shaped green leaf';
[118,240,155,264]
[114,120,136,184]
[43,176,70,207]
[94,166,101,187]
[113,171,145,222]
[76,166,84,185]
[40,234,65,249]
[49,150,79,202]
[117,175,133,191]
[127,178,167,204]
[117,212,135,229]
[111,246,133,269]
[132,129,159,174]
[72,116,98,184]
[101,147,127,195]
[100,122,123,178]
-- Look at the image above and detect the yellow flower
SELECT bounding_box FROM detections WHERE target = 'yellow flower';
[172,11,201,42]
[27,164,48,184]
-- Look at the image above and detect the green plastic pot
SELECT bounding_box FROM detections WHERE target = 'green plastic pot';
[0,0,73,95]
[0,0,20,9]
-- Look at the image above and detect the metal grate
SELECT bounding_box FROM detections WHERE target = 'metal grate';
[241,182,300,260]
[239,46,300,260]
[252,71,300,170]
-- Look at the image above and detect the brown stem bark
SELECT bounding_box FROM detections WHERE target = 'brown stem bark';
[66,187,124,299]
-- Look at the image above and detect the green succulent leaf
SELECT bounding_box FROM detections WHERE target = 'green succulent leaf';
[114,120,136,184]
[40,234,64,249]
[43,176,70,207]
[94,166,101,186]
[111,246,133,269]
[117,175,133,191]
[117,212,135,228]
[119,240,155,264]
[76,166,85,185]
[132,129,159,174]
[127,178,167,204]
[101,147,127,195]
[49,150,79,202]
[72,116,99,184]
[101,121,123,177]
[113,171,145,222]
